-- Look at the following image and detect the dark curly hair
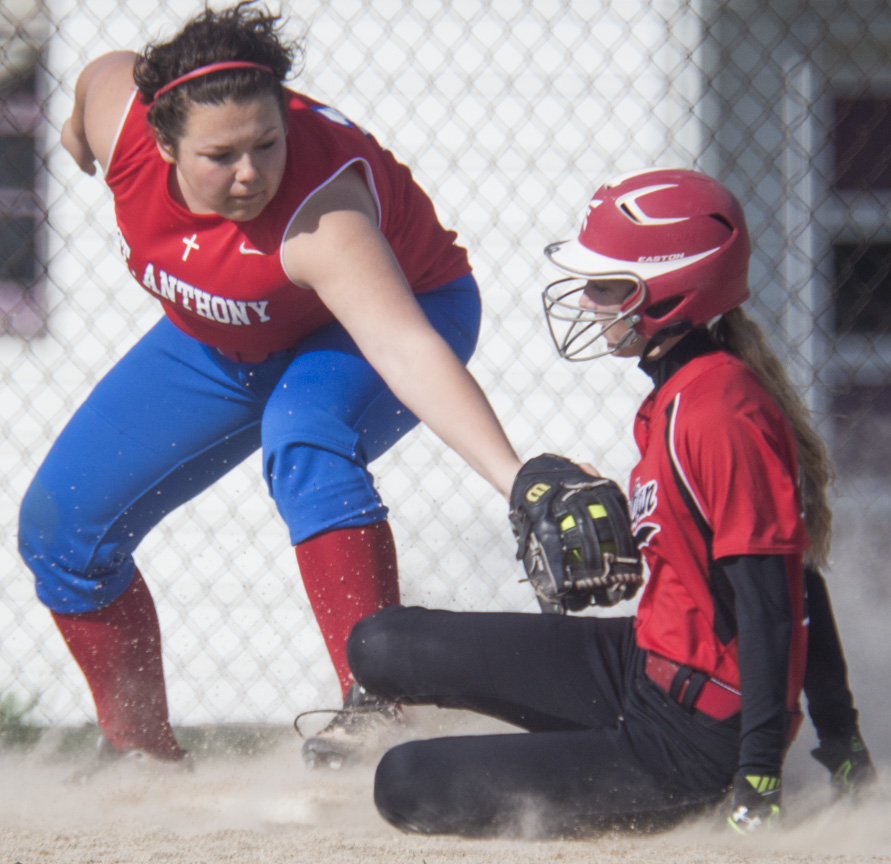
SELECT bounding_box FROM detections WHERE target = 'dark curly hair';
[134,1,304,148]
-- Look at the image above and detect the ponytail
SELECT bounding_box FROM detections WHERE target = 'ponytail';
[711,308,834,568]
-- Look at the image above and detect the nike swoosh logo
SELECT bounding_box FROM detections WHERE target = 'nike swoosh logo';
[239,242,266,256]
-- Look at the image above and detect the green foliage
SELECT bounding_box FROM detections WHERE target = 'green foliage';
[0,691,43,750]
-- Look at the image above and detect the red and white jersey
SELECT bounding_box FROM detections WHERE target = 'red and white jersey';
[105,90,471,359]
[630,351,808,712]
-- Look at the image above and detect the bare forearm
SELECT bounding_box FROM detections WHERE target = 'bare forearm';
[280,184,523,496]
[376,334,521,498]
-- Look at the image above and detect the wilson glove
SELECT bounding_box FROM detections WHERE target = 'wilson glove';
[508,454,644,614]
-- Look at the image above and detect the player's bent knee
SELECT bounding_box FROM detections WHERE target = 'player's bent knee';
[350,606,460,702]
[18,475,63,579]
[373,742,436,834]
[347,605,411,693]
[263,433,386,543]
[374,739,485,836]
[19,474,135,614]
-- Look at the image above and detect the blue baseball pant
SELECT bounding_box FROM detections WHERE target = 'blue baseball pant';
[19,275,480,613]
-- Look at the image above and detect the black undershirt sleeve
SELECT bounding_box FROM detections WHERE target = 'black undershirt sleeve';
[803,567,858,741]
[720,553,794,773]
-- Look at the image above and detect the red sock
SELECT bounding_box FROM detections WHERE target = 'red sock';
[51,568,183,760]
[295,521,399,698]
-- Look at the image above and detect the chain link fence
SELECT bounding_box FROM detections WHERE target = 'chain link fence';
[2,0,891,731]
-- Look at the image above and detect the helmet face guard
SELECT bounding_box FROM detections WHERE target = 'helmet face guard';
[542,167,751,361]
[542,274,645,361]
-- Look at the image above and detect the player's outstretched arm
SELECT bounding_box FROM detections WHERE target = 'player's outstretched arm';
[283,167,523,499]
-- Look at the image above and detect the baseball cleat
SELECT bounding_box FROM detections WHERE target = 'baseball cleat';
[296,683,404,770]
[811,733,879,801]
[68,734,194,784]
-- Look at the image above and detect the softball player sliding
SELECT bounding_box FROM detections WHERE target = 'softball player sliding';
[18,2,522,771]
[347,168,876,836]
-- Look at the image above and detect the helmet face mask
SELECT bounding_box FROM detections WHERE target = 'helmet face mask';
[542,167,751,361]
[542,274,645,361]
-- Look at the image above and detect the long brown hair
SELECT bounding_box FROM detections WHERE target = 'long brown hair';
[711,307,835,568]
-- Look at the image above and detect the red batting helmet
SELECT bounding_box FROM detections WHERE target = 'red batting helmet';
[542,167,751,360]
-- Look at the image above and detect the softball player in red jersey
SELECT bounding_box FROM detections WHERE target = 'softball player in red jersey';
[348,168,875,836]
[18,2,521,770]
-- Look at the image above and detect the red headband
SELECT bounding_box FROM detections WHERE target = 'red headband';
[151,61,275,105]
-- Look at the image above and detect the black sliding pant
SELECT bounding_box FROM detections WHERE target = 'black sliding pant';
[348,606,740,837]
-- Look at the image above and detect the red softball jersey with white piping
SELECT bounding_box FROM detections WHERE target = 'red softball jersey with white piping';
[104,90,471,358]
[629,351,808,713]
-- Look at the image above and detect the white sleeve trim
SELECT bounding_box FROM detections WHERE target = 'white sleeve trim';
[279,157,380,287]
[104,88,139,179]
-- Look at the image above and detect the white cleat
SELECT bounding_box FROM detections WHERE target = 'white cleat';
[296,684,404,770]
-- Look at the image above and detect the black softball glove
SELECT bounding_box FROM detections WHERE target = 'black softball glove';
[508,454,644,614]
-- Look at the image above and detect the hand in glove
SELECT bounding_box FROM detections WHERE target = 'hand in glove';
[727,772,781,834]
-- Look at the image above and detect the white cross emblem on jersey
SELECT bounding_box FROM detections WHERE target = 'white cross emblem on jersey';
[182,234,200,261]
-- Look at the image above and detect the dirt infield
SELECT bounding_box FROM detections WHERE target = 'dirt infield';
[0,710,888,864]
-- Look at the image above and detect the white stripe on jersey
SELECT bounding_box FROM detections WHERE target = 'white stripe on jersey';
[667,393,712,529]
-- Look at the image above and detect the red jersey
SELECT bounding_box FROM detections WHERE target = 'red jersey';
[105,90,471,359]
[630,351,808,715]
